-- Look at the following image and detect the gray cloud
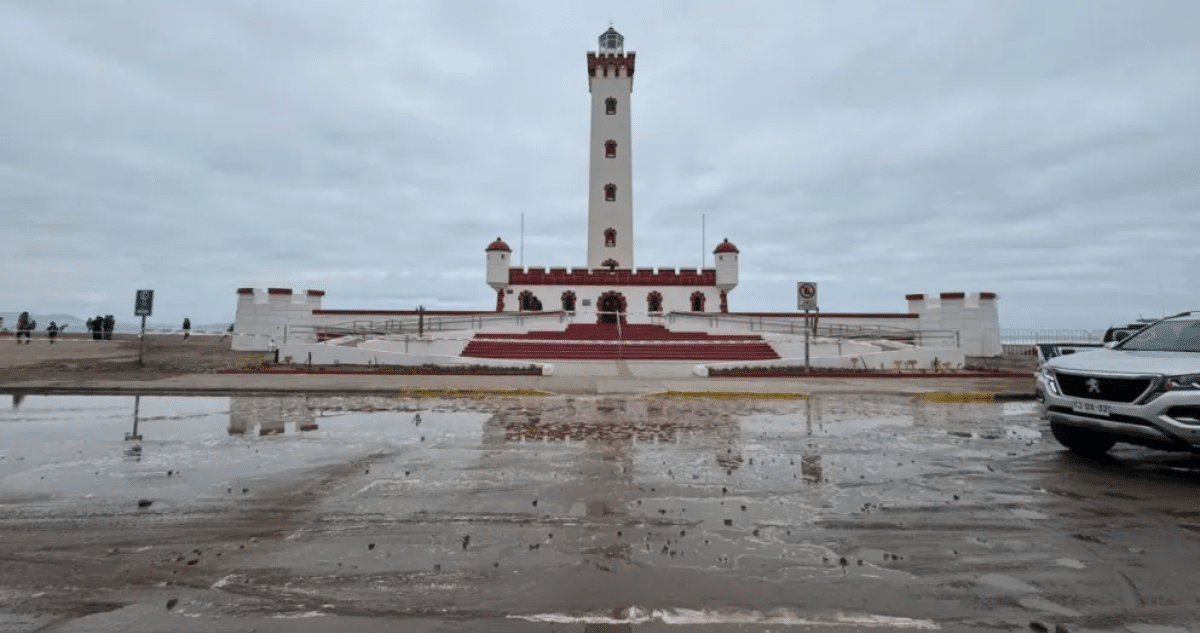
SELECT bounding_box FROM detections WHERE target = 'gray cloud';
[1,0,1198,330]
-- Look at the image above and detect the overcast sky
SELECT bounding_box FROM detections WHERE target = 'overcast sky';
[2,0,1198,329]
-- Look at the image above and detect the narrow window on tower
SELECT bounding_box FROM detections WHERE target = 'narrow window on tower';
[604,184,617,201]
[604,228,617,247]
[605,98,617,115]
[605,140,617,158]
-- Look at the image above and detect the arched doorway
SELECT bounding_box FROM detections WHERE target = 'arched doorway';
[561,290,577,312]
[690,291,706,312]
[596,291,627,324]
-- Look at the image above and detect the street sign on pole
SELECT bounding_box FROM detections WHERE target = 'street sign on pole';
[134,290,153,367]
[797,282,818,311]
[797,283,818,370]
[135,290,154,317]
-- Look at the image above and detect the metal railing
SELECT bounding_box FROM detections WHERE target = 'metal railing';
[999,329,1105,345]
[309,310,568,341]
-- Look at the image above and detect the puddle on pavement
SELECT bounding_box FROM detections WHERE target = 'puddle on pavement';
[8,392,1200,630]
[0,392,1052,517]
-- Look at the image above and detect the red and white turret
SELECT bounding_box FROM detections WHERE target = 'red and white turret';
[713,238,739,292]
[486,237,512,291]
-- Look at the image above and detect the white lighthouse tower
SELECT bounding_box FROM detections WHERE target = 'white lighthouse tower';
[586,27,635,270]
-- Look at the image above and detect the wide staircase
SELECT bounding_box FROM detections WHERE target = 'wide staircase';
[460,324,779,361]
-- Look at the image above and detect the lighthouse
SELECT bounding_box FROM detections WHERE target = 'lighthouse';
[481,27,741,319]
[586,27,635,270]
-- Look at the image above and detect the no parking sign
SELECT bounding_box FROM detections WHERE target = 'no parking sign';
[797,282,818,310]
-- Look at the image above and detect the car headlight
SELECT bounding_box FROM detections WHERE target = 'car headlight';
[1142,373,1200,403]
[1039,366,1060,395]
[1161,374,1200,390]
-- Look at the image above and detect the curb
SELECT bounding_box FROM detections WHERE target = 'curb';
[920,392,1037,403]
[219,368,541,377]
[0,386,556,398]
[710,372,1033,379]
[648,391,809,400]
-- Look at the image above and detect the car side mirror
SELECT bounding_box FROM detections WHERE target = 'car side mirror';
[1104,341,1119,349]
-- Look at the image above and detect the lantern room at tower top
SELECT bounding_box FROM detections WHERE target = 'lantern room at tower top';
[485,26,739,322]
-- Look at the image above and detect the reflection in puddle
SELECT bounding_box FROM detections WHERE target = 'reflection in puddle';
[0,393,1055,508]
[229,396,318,436]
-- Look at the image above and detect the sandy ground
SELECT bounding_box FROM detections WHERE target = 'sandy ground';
[0,333,271,381]
[2,394,1198,632]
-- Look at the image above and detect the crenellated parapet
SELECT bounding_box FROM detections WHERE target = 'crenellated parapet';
[905,292,1001,357]
[586,52,636,78]
[233,288,325,351]
[509,267,716,286]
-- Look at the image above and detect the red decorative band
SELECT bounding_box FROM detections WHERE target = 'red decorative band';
[904,294,924,300]
[237,288,255,295]
[314,310,495,316]
[586,52,636,77]
[267,287,292,295]
[980,292,997,299]
[509,269,716,286]
[733,312,918,319]
[939,292,966,299]
[306,290,325,297]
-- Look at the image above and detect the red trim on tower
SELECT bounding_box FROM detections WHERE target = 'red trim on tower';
[939,292,966,299]
[904,294,924,301]
[267,287,292,295]
[237,288,254,295]
[980,292,998,299]
[586,52,636,78]
[306,290,325,297]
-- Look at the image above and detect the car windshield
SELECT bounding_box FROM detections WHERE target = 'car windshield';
[1118,319,1200,352]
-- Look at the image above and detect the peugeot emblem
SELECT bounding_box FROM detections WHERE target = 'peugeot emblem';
[1086,378,1101,394]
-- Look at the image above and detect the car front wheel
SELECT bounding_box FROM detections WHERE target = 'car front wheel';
[1050,421,1116,457]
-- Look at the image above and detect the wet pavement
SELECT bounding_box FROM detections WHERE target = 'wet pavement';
[2,393,1199,632]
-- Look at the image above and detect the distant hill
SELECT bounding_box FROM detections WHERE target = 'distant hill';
[0,312,232,333]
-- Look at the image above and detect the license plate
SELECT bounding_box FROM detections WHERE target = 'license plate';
[1072,400,1110,416]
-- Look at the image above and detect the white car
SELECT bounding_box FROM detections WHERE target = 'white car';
[1037,311,1200,456]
